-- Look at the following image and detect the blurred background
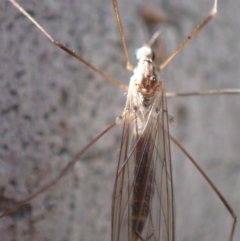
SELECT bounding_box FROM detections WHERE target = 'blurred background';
[0,0,240,240]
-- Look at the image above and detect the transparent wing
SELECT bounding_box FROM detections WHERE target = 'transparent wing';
[112,82,174,241]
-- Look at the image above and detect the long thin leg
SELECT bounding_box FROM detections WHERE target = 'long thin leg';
[170,135,237,241]
[158,0,217,72]
[111,0,134,72]
[166,89,240,97]
[8,0,128,91]
[0,123,116,218]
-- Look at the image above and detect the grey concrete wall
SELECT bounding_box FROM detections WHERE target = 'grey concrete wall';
[0,0,240,241]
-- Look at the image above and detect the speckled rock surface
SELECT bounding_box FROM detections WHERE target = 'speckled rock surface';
[0,0,240,241]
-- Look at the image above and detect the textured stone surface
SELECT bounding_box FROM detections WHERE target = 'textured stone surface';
[0,0,240,241]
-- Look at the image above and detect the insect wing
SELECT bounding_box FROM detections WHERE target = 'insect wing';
[112,83,174,241]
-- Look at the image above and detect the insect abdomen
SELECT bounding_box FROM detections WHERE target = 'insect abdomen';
[131,134,154,240]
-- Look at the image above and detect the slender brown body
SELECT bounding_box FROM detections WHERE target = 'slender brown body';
[131,128,155,240]
[112,46,174,241]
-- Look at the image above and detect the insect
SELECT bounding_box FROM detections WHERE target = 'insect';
[1,0,239,240]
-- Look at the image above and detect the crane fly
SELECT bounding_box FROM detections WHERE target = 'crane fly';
[1,0,238,240]
[111,45,174,241]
